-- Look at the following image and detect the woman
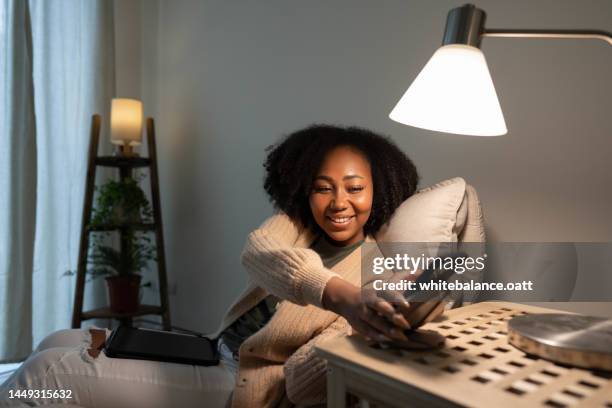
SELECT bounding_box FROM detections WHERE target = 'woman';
[0,125,421,408]
[219,124,422,406]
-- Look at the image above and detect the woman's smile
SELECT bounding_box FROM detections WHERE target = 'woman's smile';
[326,214,355,227]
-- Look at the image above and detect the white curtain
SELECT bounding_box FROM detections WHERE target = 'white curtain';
[0,0,116,362]
[0,0,37,362]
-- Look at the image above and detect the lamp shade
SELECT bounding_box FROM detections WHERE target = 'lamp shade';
[110,98,143,146]
[389,44,507,136]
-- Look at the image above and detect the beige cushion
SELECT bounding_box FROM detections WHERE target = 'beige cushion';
[375,177,471,243]
[373,177,485,307]
[459,184,486,242]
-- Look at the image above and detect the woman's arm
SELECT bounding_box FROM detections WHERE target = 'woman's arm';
[283,317,351,405]
[242,213,415,342]
[240,213,340,307]
[241,213,426,341]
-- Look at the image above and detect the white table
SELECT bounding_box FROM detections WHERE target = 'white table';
[316,301,612,407]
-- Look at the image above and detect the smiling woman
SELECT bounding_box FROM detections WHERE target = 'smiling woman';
[226,124,426,405]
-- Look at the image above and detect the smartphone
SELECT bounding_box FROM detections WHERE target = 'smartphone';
[401,252,466,328]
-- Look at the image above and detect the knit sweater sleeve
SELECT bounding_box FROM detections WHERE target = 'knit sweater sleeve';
[240,213,340,308]
[283,317,352,405]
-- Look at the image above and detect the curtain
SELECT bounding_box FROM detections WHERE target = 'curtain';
[0,0,37,362]
[0,0,116,362]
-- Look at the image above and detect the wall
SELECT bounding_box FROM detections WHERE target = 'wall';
[115,0,612,332]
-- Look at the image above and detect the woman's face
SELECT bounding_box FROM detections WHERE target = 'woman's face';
[309,146,373,246]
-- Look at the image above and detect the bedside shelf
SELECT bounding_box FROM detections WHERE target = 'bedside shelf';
[81,304,163,320]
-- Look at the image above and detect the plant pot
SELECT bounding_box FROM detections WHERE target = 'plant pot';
[106,274,141,313]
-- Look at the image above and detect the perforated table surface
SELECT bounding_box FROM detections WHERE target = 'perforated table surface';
[316,301,612,408]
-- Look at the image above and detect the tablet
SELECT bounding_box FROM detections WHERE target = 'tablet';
[104,326,219,366]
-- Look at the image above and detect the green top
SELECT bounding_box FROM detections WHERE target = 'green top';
[220,235,364,357]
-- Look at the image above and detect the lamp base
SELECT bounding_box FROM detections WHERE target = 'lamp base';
[113,144,139,157]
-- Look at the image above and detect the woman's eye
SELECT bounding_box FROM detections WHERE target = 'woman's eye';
[348,186,364,193]
[313,186,332,193]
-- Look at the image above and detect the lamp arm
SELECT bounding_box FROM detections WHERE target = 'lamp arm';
[483,29,612,46]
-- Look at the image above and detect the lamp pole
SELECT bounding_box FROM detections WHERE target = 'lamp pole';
[483,29,612,45]
[443,4,612,48]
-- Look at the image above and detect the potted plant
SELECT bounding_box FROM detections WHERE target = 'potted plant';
[87,231,155,313]
[91,177,153,226]
[87,176,156,313]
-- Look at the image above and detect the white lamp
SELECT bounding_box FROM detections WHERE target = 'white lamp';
[390,3,612,136]
[389,44,506,136]
[111,98,143,156]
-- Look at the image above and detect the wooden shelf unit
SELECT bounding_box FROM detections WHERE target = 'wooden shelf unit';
[72,114,171,330]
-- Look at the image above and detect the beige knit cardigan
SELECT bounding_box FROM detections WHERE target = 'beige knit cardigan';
[211,213,368,407]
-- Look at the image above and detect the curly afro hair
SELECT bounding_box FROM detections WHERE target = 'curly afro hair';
[263,124,419,237]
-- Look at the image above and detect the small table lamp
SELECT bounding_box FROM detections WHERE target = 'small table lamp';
[111,98,143,156]
[389,3,612,136]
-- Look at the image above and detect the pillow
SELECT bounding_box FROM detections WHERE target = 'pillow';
[375,177,467,243]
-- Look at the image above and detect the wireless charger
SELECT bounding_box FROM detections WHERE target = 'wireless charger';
[508,314,612,372]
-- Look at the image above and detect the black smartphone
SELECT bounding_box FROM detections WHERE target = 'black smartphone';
[104,326,219,366]
[401,252,466,328]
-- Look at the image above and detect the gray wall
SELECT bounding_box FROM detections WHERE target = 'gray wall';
[115,0,612,332]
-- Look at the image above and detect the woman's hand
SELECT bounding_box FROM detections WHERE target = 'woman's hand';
[322,277,414,342]
[322,276,446,342]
